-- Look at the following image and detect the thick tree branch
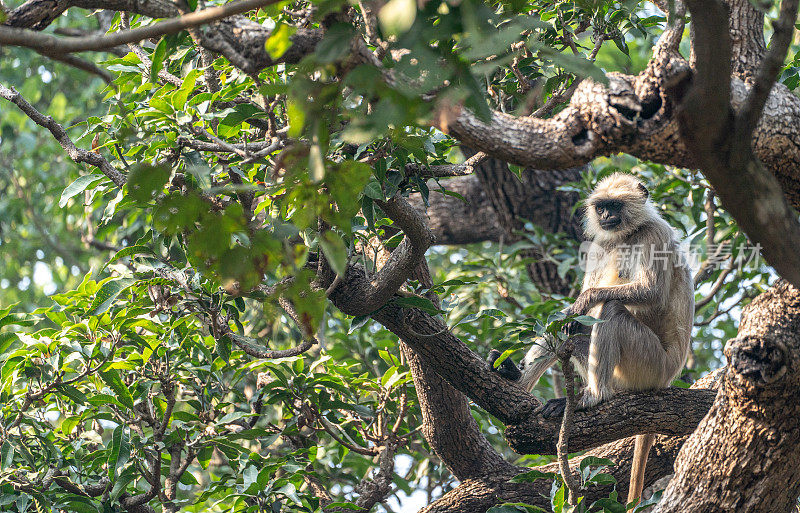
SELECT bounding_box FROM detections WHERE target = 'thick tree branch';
[724,0,767,80]
[739,0,799,136]
[417,371,724,513]
[329,265,715,450]
[420,428,690,512]
[676,0,800,288]
[329,194,435,315]
[504,387,716,454]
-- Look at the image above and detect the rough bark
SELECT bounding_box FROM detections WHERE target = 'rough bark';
[673,0,800,287]
[655,281,800,513]
[505,387,716,455]
[401,343,517,481]
[407,176,504,245]
[442,46,800,214]
[726,0,766,80]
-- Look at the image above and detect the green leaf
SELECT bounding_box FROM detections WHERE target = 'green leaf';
[319,231,347,277]
[286,98,305,138]
[363,181,384,200]
[102,245,154,270]
[492,348,515,369]
[86,393,127,409]
[309,142,325,181]
[579,456,615,471]
[349,315,370,334]
[391,295,440,315]
[510,469,556,483]
[197,445,213,469]
[361,196,375,230]
[150,38,168,81]
[215,334,231,361]
[1,441,14,471]
[592,498,626,513]
[59,497,100,513]
[126,163,170,204]
[265,23,296,59]
[60,174,104,207]
[172,69,200,110]
[315,23,355,63]
[98,369,135,410]
[107,425,131,481]
[88,278,134,316]
[573,315,604,326]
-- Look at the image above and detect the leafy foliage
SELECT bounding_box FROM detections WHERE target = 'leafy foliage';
[0,0,780,511]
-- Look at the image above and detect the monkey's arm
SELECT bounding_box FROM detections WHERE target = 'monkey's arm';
[568,282,656,315]
[568,264,667,316]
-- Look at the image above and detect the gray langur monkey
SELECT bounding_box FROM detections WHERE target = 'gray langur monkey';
[488,173,694,504]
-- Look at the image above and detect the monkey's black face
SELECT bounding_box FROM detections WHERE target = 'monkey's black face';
[594,200,624,230]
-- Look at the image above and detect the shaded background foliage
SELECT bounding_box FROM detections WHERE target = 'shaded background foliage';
[0,0,784,511]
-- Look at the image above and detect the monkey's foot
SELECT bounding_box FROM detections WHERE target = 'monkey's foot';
[540,394,602,419]
[540,398,567,419]
[487,349,522,381]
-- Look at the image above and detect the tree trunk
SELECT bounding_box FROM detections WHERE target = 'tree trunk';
[655,281,800,512]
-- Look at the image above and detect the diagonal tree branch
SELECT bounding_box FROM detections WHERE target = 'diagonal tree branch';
[674,0,800,288]
[0,82,126,187]
[0,0,283,53]
[326,193,436,316]
[738,0,799,136]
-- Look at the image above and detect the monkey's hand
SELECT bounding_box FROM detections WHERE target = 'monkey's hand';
[487,349,522,382]
[562,290,597,336]
[566,289,596,317]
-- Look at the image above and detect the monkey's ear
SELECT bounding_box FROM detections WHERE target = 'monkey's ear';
[637,182,649,199]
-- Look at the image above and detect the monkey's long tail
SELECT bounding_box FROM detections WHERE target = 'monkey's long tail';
[628,433,656,506]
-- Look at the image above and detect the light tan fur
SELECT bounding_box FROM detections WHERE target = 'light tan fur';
[517,173,694,504]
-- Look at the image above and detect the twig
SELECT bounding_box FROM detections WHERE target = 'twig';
[404,151,488,179]
[530,34,606,118]
[695,261,733,309]
[694,295,743,326]
[34,50,112,83]
[557,347,581,505]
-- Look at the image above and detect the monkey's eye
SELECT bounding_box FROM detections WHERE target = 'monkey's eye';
[595,200,622,213]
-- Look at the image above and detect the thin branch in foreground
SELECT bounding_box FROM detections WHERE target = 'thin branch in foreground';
[0,0,284,54]
[224,329,314,359]
[557,349,581,505]
[404,151,489,179]
[0,82,126,187]
[34,50,112,83]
